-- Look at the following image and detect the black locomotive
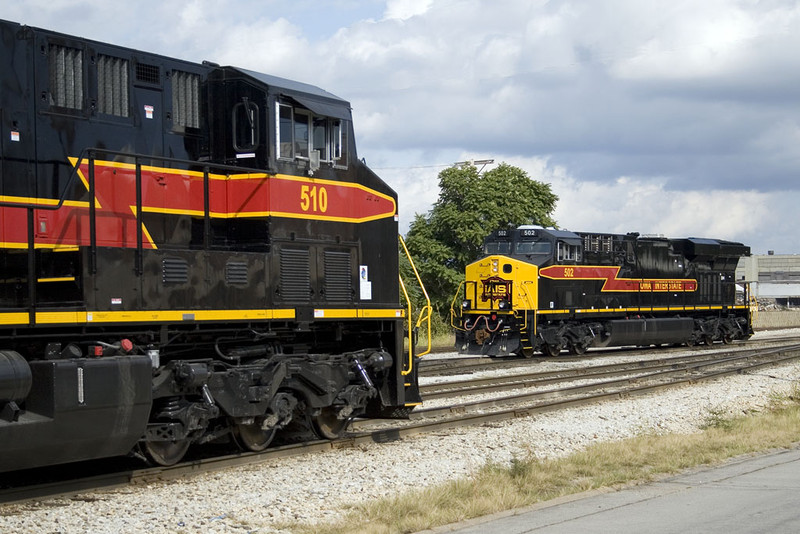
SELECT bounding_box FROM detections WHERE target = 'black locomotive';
[453,225,752,357]
[0,19,423,471]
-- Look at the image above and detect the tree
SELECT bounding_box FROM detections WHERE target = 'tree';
[404,162,558,319]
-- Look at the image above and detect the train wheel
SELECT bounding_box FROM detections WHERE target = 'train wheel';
[310,407,349,440]
[568,344,587,356]
[542,344,561,357]
[722,334,733,344]
[234,419,278,452]
[520,347,535,358]
[703,335,714,346]
[143,439,191,466]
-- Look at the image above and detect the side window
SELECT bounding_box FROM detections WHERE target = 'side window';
[278,104,294,159]
[312,117,328,161]
[233,98,258,152]
[276,101,349,169]
[332,119,348,168]
[49,44,84,110]
[332,120,342,160]
[557,242,582,262]
[293,110,310,158]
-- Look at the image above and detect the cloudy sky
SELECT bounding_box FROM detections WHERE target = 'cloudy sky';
[6,0,800,253]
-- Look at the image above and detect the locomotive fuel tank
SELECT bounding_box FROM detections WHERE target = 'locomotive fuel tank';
[0,355,153,472]
[0,351,32,411]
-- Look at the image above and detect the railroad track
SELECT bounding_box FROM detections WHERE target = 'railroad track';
[3,341,800,505]
[417,347,800,417]
[419,348,787,400]
[418,335,800,376]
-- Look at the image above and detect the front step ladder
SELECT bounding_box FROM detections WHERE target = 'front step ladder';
[399,235,430,406]
[517,310,535,357]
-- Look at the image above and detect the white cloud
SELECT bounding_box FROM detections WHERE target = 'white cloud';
[384,0,434,20]
[6,0,800,253]
[549,172,774,250]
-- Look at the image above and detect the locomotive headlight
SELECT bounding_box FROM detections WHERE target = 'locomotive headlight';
[492,259,498,273]
[461,299,471,310]
[498,299,509,310]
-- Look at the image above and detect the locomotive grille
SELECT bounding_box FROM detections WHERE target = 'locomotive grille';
[324,251,352,301]
[280,248,310,301]
[135,62,160,85]
[225,261,248,285]
[162,257,189,284]
[172,71,200,128]
[97,55,129,117]
[48,44,83,109]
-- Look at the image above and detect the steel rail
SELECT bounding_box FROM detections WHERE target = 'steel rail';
[3,344,799,505]
[420,346,797,400]
[417,337,800,376]
[408,347,800,420]
[354,346,800,436]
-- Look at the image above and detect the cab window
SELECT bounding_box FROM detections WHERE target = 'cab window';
[293,110,310,158]
[233,98,258,151]
[278,104,294,158]
[277,101,348,168]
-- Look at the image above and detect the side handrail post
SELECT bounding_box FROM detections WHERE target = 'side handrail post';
[398,234,432,373]
[398,275,414,375]
[449,280,466,331]
[134,159,143,276]
[88,151,97,274]
[27,207,35,325]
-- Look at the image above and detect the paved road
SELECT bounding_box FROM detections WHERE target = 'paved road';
[421,448,800,533]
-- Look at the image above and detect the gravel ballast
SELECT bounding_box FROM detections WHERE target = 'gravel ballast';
[2,330,799,533]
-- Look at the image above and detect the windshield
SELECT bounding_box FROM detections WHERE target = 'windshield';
[485,241,512,254]
[515,241,552,255]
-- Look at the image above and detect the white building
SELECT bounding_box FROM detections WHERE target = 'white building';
[736,253,800,307]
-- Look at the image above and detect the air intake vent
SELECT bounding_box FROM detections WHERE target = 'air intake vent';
[225,261,248,285]
[49,44,83,109]
[97,55,129,117]
[162,257,189,284]
[280,248,310,302]
[172,70,200,128]
[136,62,160,84]
[324,251,352,301]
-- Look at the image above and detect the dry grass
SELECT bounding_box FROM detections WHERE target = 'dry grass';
[428,333,455,353]
[282,384,800,534]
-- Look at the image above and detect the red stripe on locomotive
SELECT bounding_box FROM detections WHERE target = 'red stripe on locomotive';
[539,265,697,292]
[0,161,397,249]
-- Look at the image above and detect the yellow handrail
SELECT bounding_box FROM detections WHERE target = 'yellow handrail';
[398,235,432,374]
[515,281,537,337]
[517,281,537,312]
[398,274,414,375]
[449,280,466,331]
